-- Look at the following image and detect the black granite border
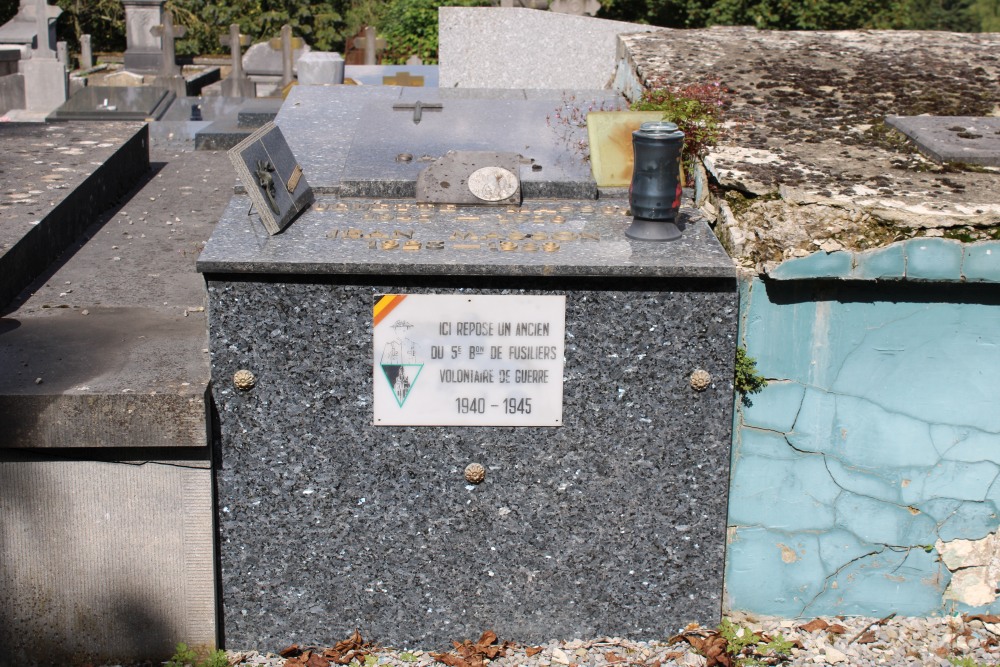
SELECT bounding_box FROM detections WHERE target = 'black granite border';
[0,125,150,309]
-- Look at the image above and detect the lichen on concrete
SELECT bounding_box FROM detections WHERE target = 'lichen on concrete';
[617,28,1000,273]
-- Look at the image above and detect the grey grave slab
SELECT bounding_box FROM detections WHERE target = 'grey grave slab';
[274,85,410,192]
[886,115,1000,166]
[0,455,214,666]
[273,86,626,195]
[340,93,604,199]
[228,123,314,234]
[0,121,148,309]
[47,85,175,121]
[149,95,247,146]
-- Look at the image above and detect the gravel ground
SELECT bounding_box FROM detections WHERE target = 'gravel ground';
[222,613,998,667]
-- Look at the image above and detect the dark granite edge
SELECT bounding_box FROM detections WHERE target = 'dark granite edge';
[200,271,738,296]
[0,125,150,310]
[196,259,736,280]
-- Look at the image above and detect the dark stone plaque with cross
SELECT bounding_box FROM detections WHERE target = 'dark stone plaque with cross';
[229,122,314,234]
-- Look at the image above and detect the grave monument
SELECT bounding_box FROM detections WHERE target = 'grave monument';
[17,0,67,115]
[220,24,253,97]
[198,85,737,648]
[123,0,165,73]
[150,10,187,97]
[243,28,309,97]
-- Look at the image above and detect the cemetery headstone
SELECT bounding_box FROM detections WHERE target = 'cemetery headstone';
[123,0,165,73]
[243,33,308,97]
[80,33,92,69]
[297,52,345,85]
[198,84,737,649]
[279,25,293,87]
[550,0,601,15]
[56,40,68,69]
[19,0,66,114]
[355,26,386,65]
[220,23,253,97]
[382,70,423,86]
[149,11,188,97]
[0,0,60,52]
[345,64,438,87]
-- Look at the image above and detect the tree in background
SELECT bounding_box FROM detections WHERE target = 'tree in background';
[598,0,985,31]
[378,0,492,64]
[56,0,126,54]
[970,0,1000,30]
[167,0,347,55]
[11,0,994,60]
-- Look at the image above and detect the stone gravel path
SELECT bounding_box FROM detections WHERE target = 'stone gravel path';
[224,613,998,667]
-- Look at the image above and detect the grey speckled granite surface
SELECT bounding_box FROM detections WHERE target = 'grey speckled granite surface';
[207,277,736,649]
[273,86,626,195]
[196,196,734,279]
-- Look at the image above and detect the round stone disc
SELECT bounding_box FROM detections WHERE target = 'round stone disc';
[468,166,518,202]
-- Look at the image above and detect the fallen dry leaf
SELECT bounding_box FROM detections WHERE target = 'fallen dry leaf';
[431,652,470,667]
[604,651,624,663]
[433,629,510,667]
[682,633,732,667]
[856,630,877,644]
[525,646,543,657]
[799,619,829,633]
[827,624,848,634]
[305,654,330,667]
[280,645,303,658]
[964,614,1000,624]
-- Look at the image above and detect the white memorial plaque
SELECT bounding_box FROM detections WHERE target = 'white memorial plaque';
[373,294,565,426]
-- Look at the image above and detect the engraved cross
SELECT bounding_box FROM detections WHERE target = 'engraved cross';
[392,100,443,124]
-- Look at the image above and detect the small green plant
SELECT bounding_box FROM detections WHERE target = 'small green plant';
[630,82,730,165]
[204,649,230,667]
[950,657,989,667]
[165,642,229,667]
[735,347,768,405]
[716,620,793,666]
[759,632,794,658]
[720,617,762,655]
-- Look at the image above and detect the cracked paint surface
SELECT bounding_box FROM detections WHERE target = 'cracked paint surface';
[726,273,1000,617]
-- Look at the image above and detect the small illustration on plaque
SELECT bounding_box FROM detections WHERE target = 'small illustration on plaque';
[255,160,280,214]
[379,318,423,406]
